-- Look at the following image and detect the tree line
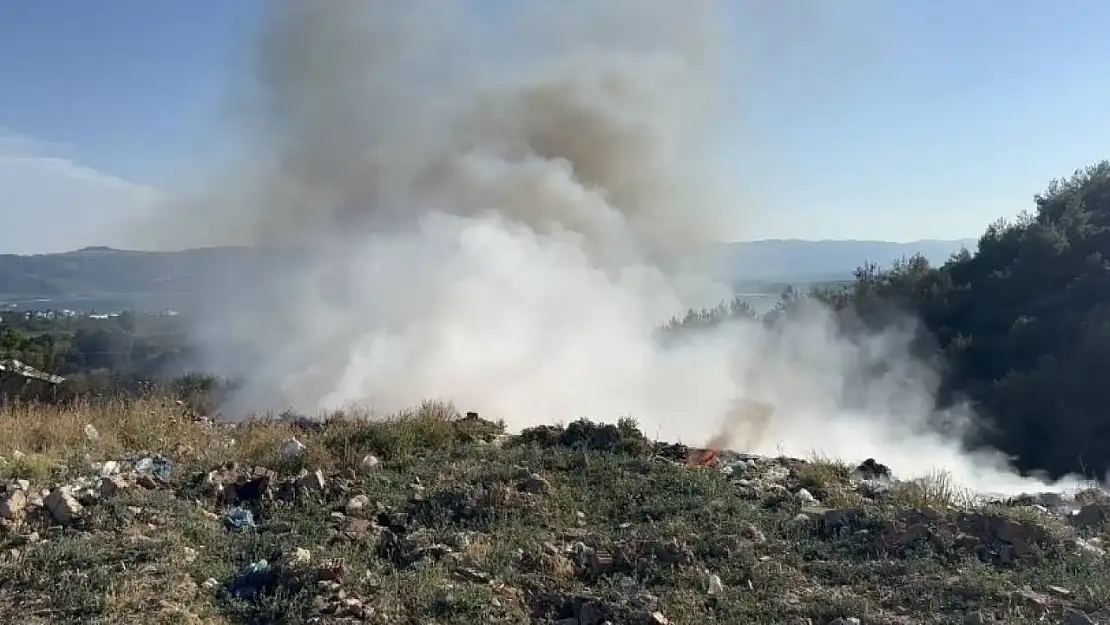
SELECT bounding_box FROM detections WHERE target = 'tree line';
[6,161,1110,479]
[665,160,1110,480]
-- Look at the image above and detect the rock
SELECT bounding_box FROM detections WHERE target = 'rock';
[1072,502,1107,528]
[358,454,381,473]
[1047,585,1072,597]
[45,487,84,524]
[648,612,670,624]
[345,494,371,514]
[589,549,614,573]
[1013,588,1049,613]
[278,438,306,458]
[9,479,29,492]
[736,521,766,543]
[100,475,129,498]
[521,473,552,495]
[338,517,373,539]
[790,513,812,527]
[0,490,27,520]
[201,578,220,591]
[853,458,891,480]
[795,488,817,504]
[285,547,312,567]
[96,461,121,477]
[453,566,491,584]
[297,469,326,491]
[707,573,724,595]
[651,539,694,565]
[1064,608,1095,625]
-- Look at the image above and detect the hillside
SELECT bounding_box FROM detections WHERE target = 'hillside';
[0,399,1106,625]
[0,239,976,312]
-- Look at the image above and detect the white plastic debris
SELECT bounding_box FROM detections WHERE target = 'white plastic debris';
[84,424,100,442]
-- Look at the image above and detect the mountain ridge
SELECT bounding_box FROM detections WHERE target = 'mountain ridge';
[0,238,978,310]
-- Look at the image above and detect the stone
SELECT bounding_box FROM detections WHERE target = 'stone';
[1065,608,1096,625]
[45,487,83,524]
[297,469,326,491]
[0,490,27,520]
[338,517,373,539]
[453,566,491,584]
[521,473,552,495]
[278,438,306,458]
[1013,588,1049,613]
[707,573,724,595]
[1072,502,1107,527]
[648,612,670,624]
[1047,585,1072,597]
[285,547,312,567]
[853,458,891,480]
[100,475,130,498]
[358,454,381,473]
[345,494,371,514]
[97,461,121,477]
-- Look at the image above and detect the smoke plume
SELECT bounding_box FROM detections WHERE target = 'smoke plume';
[142,0,1089,496]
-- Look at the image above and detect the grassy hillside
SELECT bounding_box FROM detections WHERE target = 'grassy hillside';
[0,398,1106,624]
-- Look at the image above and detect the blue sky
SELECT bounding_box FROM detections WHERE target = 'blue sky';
[2,1,1109,254]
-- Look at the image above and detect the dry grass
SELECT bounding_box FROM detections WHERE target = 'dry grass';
[0,396,1106,625]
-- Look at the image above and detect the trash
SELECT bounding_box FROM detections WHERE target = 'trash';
[279,438,306,458]
[223,506,257,531]
[229,559,275,599]
[134,456,173,480]
[84,424,100,442]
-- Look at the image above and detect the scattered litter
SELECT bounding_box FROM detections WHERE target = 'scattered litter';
[223,506,257,531]
[134,456,173,480]
[83,424,100,442]
[229,559,274,599]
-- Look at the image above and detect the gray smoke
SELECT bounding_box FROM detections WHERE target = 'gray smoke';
[138,0,1092,496]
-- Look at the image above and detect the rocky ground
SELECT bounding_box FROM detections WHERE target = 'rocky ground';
[0,399,1107,624]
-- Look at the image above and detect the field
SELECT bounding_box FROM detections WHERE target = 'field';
[0,398,1106,625]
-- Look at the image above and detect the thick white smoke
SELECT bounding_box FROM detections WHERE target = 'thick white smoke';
[139,0,1090,496]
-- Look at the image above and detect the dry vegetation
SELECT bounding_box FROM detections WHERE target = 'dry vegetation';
[0,397,1107,625]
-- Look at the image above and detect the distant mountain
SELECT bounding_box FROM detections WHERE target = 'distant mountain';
[0,239,978,311]
[0,246,274,312]
[715,238,978,284]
